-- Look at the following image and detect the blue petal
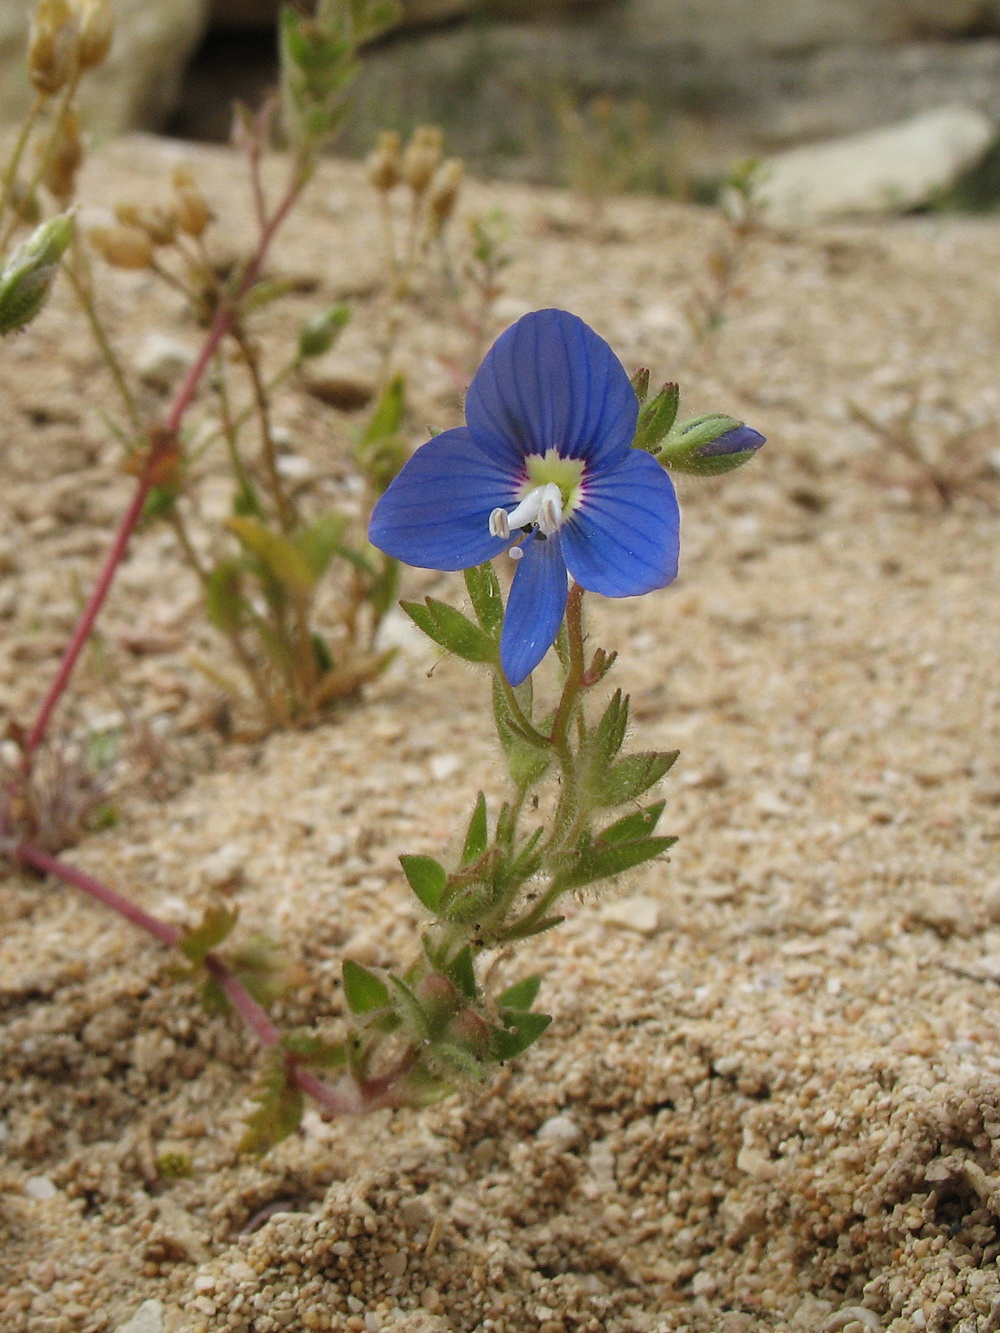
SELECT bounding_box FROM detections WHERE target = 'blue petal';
[466,309,638,472]
[561,449,680,597]
[368,428,517,571]
[500,535,569,686]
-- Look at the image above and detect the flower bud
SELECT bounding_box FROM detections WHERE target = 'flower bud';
[448,1007,491,1056]
[88,223,154,270]
[419,973,458,1023]
[656,415,765,476]
[28,0,78,96]
[425,159,463,237]
[402,125,443,196]
[42,107,83,204]
[75,0,113,71]
[298,302,350,359]
[172,168,212,237]
[367,130,402,193]
[0,212,73,334]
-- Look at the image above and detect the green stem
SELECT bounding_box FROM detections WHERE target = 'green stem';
[0,93,44,228]
[499,674,550,749]
[62,238,142,434]
[0,75,80,255]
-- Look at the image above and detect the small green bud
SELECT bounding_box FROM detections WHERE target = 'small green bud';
[0,213,73,334]
[655,415,765,476]
[633,381,679,452]
[298,302,350,358]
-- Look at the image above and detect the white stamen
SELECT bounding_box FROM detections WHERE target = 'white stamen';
[490,482,564,543]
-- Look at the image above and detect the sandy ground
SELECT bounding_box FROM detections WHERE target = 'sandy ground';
[2,137,1000,1333]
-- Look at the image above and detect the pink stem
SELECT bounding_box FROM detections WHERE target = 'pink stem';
[23,162,309,761]
[16,841,360,1118]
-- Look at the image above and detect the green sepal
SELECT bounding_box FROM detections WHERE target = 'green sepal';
[464,563,504,635]
[432,1042,488,1082]
[399,854,448,913]
[0,213,73,335]
[446,945,477,1000]
[497,974,541,1012]
[461,793,489,864]
[592,689,629,764]
[598,800,666,845]
[501,914,564,942]
[342,958,390,1013]
[589,750,679,808]
[178,904,239,966]
[554,835,676,893]
[630,366,650,404]
[633,382,680,452]
[489,1010,551,1061]
[402,598,495,663]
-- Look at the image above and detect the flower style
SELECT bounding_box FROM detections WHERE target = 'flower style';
[368,308,681,685]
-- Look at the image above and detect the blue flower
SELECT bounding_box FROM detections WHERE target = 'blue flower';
[368,308,681,685]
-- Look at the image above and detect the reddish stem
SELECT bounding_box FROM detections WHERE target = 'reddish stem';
[16,841,360,1118]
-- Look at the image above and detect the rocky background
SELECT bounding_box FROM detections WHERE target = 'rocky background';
[6,1,1000,203]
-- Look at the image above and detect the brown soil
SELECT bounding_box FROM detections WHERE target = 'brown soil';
[2,137,1000,1333]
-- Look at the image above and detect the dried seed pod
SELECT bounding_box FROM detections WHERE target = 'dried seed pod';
[75,0,112,72]
[174,184,211,238]
[425,158,463,236]
[116,203,176,247]
[42,107,83,204]
[88,224,154,270]
[28,0,78,96]
[367,130,402,193]
[402,125,444,196]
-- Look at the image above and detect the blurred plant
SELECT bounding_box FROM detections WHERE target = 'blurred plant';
[554,92,668,220]
[848,391,1000,510]
[681,158,766,364]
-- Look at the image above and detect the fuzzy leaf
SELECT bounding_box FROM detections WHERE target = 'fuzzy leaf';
[590,750,679,808]
[446,945,477,1000]
[554,835,676,892]
[388,975,431,1037]
[464,562,504,635]
[240,1055,303,1155]
[461,793,489,864]
[598,800,666,845]
[399,854,447,913]
[178,904,239,966]
[401,598,495,663]
[342,958,390,1013]
[489,1010,551,1061]
[592,689,629,764]
[497,975,542,1012]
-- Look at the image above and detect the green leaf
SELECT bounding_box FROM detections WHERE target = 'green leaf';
[295,511,349,580]
[592,689,629,764]
[598,800,666,845]
[497,975,541,1012]
[178,904,239,966]
[489,1010,552,1061]
[282,1030,348,1069]
[461,793,489,864]
[492,678,550,791]
[590,751,679,808]
[240,1051,303,1154]
[228,516,317,595]
[342,958,390,1013]
[464,562,503,635]
[446,945,477,1000]
[205,561,245,633]
[368,556,399,623]
[401,598,495,664]
[554,836,676,893]
[399,854,448,913]
[388,975,431,1038]
[359,373,405,444]
[502,914,564,942]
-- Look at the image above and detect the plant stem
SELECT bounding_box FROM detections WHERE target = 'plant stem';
[15,841,361,1117]
[0,76,80,255]
[62,238,142,434]
[0,93,44,228]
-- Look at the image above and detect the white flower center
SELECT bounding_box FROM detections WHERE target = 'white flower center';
[489,482,564,541]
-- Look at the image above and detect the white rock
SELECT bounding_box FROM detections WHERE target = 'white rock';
[600,894,662,936]
[24,1175,57,1200]
[115,1301,166,1333]
[756,105,996,223]
[536,1113,582,1150]
[134,333,197,391]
